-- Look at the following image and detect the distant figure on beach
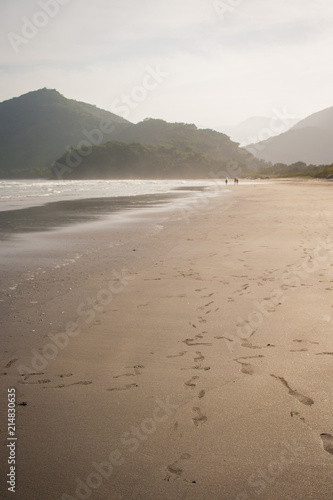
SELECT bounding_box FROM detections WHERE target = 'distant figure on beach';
[225,178,228,185]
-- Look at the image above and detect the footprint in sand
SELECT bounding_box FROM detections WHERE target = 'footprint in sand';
[241,340,263,350]
[215,336,233,342]
[320,434,333,455]
[290,411,305,423]
[238,362,254,375]
[5,359,18,368]
[167,351,187,359]
[113,365,145,378]
[20,373,51,385]
[183,338,212,347]
[107,383,138,392]
[235,355,264,375]
[194,352,205,363]
[192,407,207,426]
[316,352,333,356]
[22,372,44,380]
[24,378,51,385]
[44,381,92,389]
[184,376,199,388]
[70,381,92,387]
[293,339,319,345]
[271,375,314,406]
[198,390,205,399]
[165,453,191,481]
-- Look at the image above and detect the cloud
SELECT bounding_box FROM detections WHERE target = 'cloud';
[1,0,333,126]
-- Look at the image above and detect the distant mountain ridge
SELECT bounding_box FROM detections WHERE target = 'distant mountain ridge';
[246,106,333,165]
[217,115,298,145]
[0,88,129,177]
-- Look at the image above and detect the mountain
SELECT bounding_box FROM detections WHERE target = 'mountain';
[217,116,298,145]
[246,106,333,165]
[52,118,262,180]
[112,119,245,160]
[217,117,277,145]
[0,88,129,178]
[0,89,263,179]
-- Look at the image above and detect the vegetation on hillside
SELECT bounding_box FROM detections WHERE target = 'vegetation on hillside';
[112,118,244,161]
[256,161,333,179]
[52,141,257,180]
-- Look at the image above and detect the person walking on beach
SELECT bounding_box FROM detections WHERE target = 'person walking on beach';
[225,178,228,185]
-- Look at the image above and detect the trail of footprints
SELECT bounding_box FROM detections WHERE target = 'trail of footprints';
[173,286,221,444]
[166,276,327,480]
[22,364,146,391]
[18,372,93,389]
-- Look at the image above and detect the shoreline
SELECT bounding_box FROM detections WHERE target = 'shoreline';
[0,178,226,213]
[1,180,333,499]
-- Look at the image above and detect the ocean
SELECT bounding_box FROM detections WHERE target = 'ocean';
[0,179,224,212]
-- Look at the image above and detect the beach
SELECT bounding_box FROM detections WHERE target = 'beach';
[1,179,333,499]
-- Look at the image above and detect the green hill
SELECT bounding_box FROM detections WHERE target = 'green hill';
[112,118,242,160]
[52,138,260,180]
[0,88,129,178]
[52,118,262,179]
[0,89,263,179]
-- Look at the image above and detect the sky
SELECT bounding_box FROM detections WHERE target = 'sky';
[1,0,333,131]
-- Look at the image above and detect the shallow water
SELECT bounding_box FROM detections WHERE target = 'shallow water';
[0,179,222,212]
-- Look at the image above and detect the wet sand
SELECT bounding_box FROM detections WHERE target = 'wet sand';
[0,191,188,238]
[1,180,333,499]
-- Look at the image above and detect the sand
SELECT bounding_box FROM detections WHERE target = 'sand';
[1,180,333,500]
